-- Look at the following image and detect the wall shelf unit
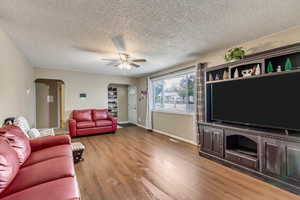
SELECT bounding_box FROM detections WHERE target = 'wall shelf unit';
[108,87,118,117]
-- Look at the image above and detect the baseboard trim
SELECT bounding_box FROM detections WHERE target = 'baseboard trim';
[152,129,198,146]
[118,121,129,124]
[135,123,147,129]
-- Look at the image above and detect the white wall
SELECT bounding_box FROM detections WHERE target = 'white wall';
[34,68,137,124]
[0,27,35,126]
[137,26,300,145]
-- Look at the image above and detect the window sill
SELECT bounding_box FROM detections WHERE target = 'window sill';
[152,109,195,116]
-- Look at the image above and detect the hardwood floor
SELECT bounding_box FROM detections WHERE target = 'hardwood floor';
[73,127,300,200]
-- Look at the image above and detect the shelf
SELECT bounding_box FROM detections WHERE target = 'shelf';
[206,68,300,84]
[108,86,118,118]
[226,150,257,160]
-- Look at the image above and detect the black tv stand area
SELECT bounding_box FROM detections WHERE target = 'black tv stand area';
[199,121,300,194]
[198,42,300,194]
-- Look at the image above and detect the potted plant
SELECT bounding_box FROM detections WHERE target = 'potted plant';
[225,47,246,62]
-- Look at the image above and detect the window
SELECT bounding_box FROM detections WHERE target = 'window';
[152,71,196,113]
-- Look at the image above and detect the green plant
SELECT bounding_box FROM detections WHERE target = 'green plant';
[225,47,246,62]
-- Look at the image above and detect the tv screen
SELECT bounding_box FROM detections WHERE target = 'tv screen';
[211,72,300,131]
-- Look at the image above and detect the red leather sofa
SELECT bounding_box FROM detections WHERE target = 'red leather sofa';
[0,125,80,200]
[69,109,117,137]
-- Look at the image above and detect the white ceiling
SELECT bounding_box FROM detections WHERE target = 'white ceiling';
[1,0,300,77]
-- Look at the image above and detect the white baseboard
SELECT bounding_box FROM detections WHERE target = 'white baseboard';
[118,121,129,124]
[152,129,198,146]
[133,123,197,146]
[135,123,147,129]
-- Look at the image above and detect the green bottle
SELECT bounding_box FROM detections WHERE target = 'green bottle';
[285,58,292,71]
[267,62,273,73]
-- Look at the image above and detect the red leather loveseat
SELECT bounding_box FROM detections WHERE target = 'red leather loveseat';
[69,109,117,137]
[0,125,80,200]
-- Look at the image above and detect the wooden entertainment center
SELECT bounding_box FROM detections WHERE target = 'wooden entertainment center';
[199,42,300,194]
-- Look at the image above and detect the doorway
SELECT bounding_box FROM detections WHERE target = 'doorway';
[35,79,65,129]
[108,84,129,123]
[128,86,137,124]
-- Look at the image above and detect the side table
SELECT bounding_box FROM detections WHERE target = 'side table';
[71,142,85,163]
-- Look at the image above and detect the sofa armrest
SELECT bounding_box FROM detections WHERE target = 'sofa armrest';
[69,119,77,137]
[30,135,71,152]
[108,115,117,131]
[107,115,117,124]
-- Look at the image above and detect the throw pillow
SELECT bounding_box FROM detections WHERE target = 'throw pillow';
[39,128,55,137]
[27,128,41,139]
[13,116,31,138]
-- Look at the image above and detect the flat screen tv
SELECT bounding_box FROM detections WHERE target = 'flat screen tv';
[211,71,300,131]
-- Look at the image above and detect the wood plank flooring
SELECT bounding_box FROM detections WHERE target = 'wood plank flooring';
[73,127,300,200]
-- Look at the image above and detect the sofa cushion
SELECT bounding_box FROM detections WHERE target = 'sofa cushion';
[77,121,95,129]
[22,144,72,167]
[0,126,31,165]
[95,120,112,127]
[93,109,108,120]
[76,126,114,136]
[0,139,20,194]
[0,177,80,200]
[73,109,92,122]
[0,156,75,196]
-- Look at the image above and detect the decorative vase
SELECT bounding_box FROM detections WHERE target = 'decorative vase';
[215,74,220,80]
[209,73,213,81]
[254,64,261,75]
[285,58,292,71]
[267,62,273,73]
[223,70,229,80]
[233,69,239,78]
[277,66,282,72]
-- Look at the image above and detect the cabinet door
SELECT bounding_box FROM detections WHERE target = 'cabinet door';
[285,143,300,184]
[202,128,212,152]
[212,130,224,158]
[262,139,284,177]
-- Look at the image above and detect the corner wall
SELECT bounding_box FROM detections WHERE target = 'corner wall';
[0,27,35,126]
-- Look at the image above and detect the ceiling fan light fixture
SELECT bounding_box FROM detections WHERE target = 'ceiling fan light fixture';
[120,53,127,60]
[118,62,132,70]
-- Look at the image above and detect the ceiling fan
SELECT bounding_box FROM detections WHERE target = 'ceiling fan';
[102,52,147,70]
[83,34,145,70]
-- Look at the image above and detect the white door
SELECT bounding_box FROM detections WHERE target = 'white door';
[128,86,137,123]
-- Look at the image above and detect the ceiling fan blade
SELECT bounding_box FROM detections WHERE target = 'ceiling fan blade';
[77,47,115,55]
[131,59,146,62]
[101,58,119,62]
[111,35,126,53]
[129,62,140,68]
[106,61,120,66]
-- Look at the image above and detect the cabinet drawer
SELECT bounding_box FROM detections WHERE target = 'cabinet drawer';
[225,151,258,171]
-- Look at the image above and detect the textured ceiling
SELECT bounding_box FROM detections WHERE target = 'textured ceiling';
[1,0,300,77]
